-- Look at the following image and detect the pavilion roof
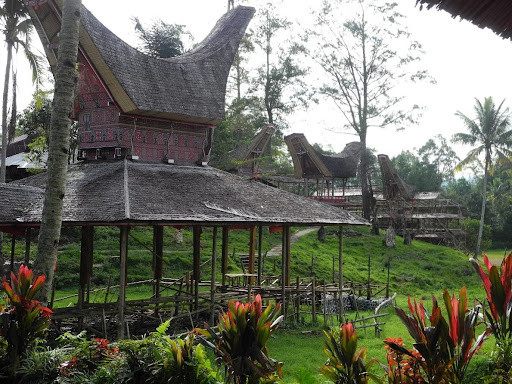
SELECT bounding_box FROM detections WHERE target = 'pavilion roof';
[1,161,369,228]
[27,1,254,124]
[416,0,512,40]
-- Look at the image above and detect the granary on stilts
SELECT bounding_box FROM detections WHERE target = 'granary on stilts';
[0,1,368,337]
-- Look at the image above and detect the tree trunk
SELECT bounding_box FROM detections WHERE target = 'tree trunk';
[474,152,490,259]
[1,42,13,183]
[359,138,371,220]
[34,0,82,302]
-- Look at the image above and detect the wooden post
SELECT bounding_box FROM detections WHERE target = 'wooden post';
[118,226,129,339]
[281,227,287,321]
[221,226,229,286]
[210,227,218,325]
[323,284,327,328]
[10,234,15,272]
[257,225,263,285]
[295,276,300,320]
[193,226,201,311]
[24,228,31,266]
[285,226,291,286]
[79,226,93,328]
[153,226,164,299]
[339,226,344,320]
[248,226,256,284]
[312,277,316,323]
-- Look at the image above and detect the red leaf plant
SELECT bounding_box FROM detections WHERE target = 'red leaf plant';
[0,265,52,374]
[387,287,489,384]
[470,253,512,342]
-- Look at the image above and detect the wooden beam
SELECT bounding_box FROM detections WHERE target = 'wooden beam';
[210,226,218,325]
[281,227,287,321]
[193,226,201,311]
[10,234,15,272]
[118,226,129,339]
[257,225,263,285]
[285,226,291,286]
[24,228,31,266]
[153,226,164,299]
[339,226,344,320]
[248,226,256,285]
[221,226,229,286]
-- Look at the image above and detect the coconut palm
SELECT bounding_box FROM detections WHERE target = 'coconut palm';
[0,0,42,183]
[453,97,512,258]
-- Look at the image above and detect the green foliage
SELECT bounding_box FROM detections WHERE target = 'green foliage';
[320,323,371,384]
[387,287,489,384]
[463,219,492,253]
[132,17,193,58]
[196,294,283,383]
[392,150,441,192]
[0,265,52,374]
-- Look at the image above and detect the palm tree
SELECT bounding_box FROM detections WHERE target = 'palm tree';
[0,0,41,183]
[453,97,512,259]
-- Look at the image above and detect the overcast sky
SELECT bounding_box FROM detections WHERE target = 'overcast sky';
[2,0,512,164]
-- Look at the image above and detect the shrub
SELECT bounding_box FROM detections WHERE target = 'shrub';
[462,219,492,253]
[0,265,52,374]
[387,288,489,384]
[382,337,423,384]
[320,322,373,384]
[196,294,283,384]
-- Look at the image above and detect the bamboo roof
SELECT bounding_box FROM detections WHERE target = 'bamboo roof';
[285,133,361,179]
[27,1,254,124]
[0,161,369,228]
[416,0,512,40]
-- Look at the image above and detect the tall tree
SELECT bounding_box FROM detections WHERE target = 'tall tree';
[418,134,459,183]
[306,0,429,220]
[33,0,81,302]
[251,1,307,130]
[0,0,41,182]
[132,17,192,58]
[453,97,512,259]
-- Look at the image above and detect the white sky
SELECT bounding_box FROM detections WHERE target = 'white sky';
[2,0,512,163]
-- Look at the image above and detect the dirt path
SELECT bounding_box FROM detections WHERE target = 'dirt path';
[266,226,319,256]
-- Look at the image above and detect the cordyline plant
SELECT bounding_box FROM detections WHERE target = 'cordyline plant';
[0,265,52,374]
[382,337,423,384]
[470,253,512,341]
[320,322,374,384]
[195,294,283,384]
[386,287,489,384]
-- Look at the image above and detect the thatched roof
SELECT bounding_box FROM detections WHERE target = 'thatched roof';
[227,125,275,174]
[27,1,254,124]
[416,0,512,40]
[378,154,416,200]
[285,133,361,179]
[0,161,369,228]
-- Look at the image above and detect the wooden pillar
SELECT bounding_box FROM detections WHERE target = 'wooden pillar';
[257,225,263,285]
[24,228,31,266]
[118,226,129,339]
[285,226,291,286]
[221,226,229,286]
[79,226,94,311]
[193,226,201,311]
[153,226,164,299]
[248,226,256,284]
[339,226,344,320]
[281,227,287,321]
[10,234,15,272]
[332,178,335,196]
[210,227,218,324]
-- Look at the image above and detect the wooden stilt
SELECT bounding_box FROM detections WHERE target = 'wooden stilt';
[257,225,263,286]
[10,234,15,272]
[281,228,286,320]
[210,227,218,325]
[24,228,31,266]
[79,226,93,329]
[153,226,164,315]
[118,226,129,339]
[221,226,229,286]
[193,226,201,311]
[312,276,317,323]
[248,226,256,284]
[339,226,344,320]
[285,226,291,286]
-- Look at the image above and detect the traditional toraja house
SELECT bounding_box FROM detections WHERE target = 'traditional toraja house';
[377,154,465,248]
[226,125,275,176]
[0,1,369,337]
[284,133,362,205]
[415,0,512,40]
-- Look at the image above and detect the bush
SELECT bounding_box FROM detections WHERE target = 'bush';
[462,219,492,253]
